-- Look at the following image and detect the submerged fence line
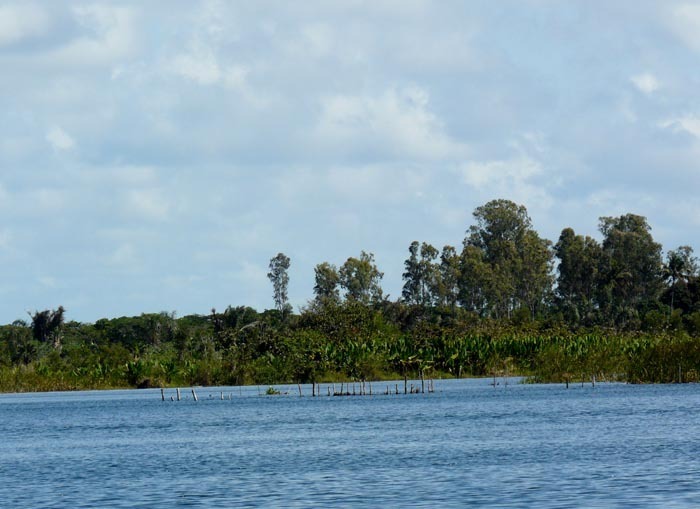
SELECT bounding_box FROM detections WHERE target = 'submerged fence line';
[158,379,437,401]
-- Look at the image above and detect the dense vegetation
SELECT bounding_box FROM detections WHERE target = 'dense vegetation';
[2,199,699,392]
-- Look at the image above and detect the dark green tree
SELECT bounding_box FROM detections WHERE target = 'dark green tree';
[458,244,492,315]
[438,245,460,309]
[597,214,663,327]
[401,241,439,306]
[402,241,422,305]
[29,306,65,349]
[663,246,698,315]
[554,228,602,324]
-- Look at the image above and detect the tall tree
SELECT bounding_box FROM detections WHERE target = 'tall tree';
[401,241,439,306]
[29,306,65,349]
[458,245,492,315]
[598,214,663,326]
[663,245,698,315]
[463,199,552,319]
[339,251,384,304]
[267,253,291,313]
[313,262,341,303]
[402,241,422,305]
[438,245,460,309]
[554,228,601,324]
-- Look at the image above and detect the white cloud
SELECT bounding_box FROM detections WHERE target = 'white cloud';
[50,5,136,65]
[108,243,137,266]
[316,86,468,160]
[659,115,700,139]
[300,23,334,57]
[46,126,75,151]
[37,276,57,288]
[124,189,169,221]
[0,3,49,47]
[458,156,544,189]
[169,48,221,85]
[630,72,660,95]
[167,43,249,90]
[668,3,700,53]
[28,189,67,213]
[0,229,11,250]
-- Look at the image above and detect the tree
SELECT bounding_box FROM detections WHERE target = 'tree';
[29,306,65,349]
[554,228,601,324]
[463,199,552,319]
[663,246,698,315]
[458,244,492,315]
[313,262,341,303]
[598,214,663,327]
[267,253,291,313]
[517,230,554,319]
[401,241,439,306]
[438,245,460,309]
[402,241,422,305]
[339,251,384,304]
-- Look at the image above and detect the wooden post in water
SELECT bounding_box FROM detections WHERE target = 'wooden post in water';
[298,383,302,397]
[176,388,181,401]
[395,383,398,395]
[191,388,198,402]
[420,370,425,394]
[404,374,408,395]
[161,388,165,401]
[312,383,316,397]
[679,364,682,384]
[369,381,372,396]
[591,375,595,388]
[220,391,224,400]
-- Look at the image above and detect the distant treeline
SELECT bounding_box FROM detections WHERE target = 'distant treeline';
[1,198,699,392]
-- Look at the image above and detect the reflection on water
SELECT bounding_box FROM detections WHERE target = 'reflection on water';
[1,379,700,508]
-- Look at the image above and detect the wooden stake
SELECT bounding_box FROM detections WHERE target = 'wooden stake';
[160,388,165,401]
[191,388,198,402]
[176,388,181,401]
[420,370,425,394]
[298,383,302,397]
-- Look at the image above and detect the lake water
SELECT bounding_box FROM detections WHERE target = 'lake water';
[1,379,699,508]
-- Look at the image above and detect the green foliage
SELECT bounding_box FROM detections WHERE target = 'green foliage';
[339,251,384,304]
[268,252,291,314]
[2,198,700,392]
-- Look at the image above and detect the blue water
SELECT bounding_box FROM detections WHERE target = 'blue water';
[1,379,699,508]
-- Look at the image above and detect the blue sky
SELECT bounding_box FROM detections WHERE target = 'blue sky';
[1,1,700,323]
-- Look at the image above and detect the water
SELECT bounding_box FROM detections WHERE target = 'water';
[1,379,699,508]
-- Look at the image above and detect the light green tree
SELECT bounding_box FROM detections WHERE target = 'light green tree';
[267,253,291,313]
[339,251,384,304]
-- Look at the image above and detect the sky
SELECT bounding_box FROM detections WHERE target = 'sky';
[1,0,700,323]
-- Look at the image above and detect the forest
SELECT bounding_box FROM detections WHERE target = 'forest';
[1,198,699,392]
